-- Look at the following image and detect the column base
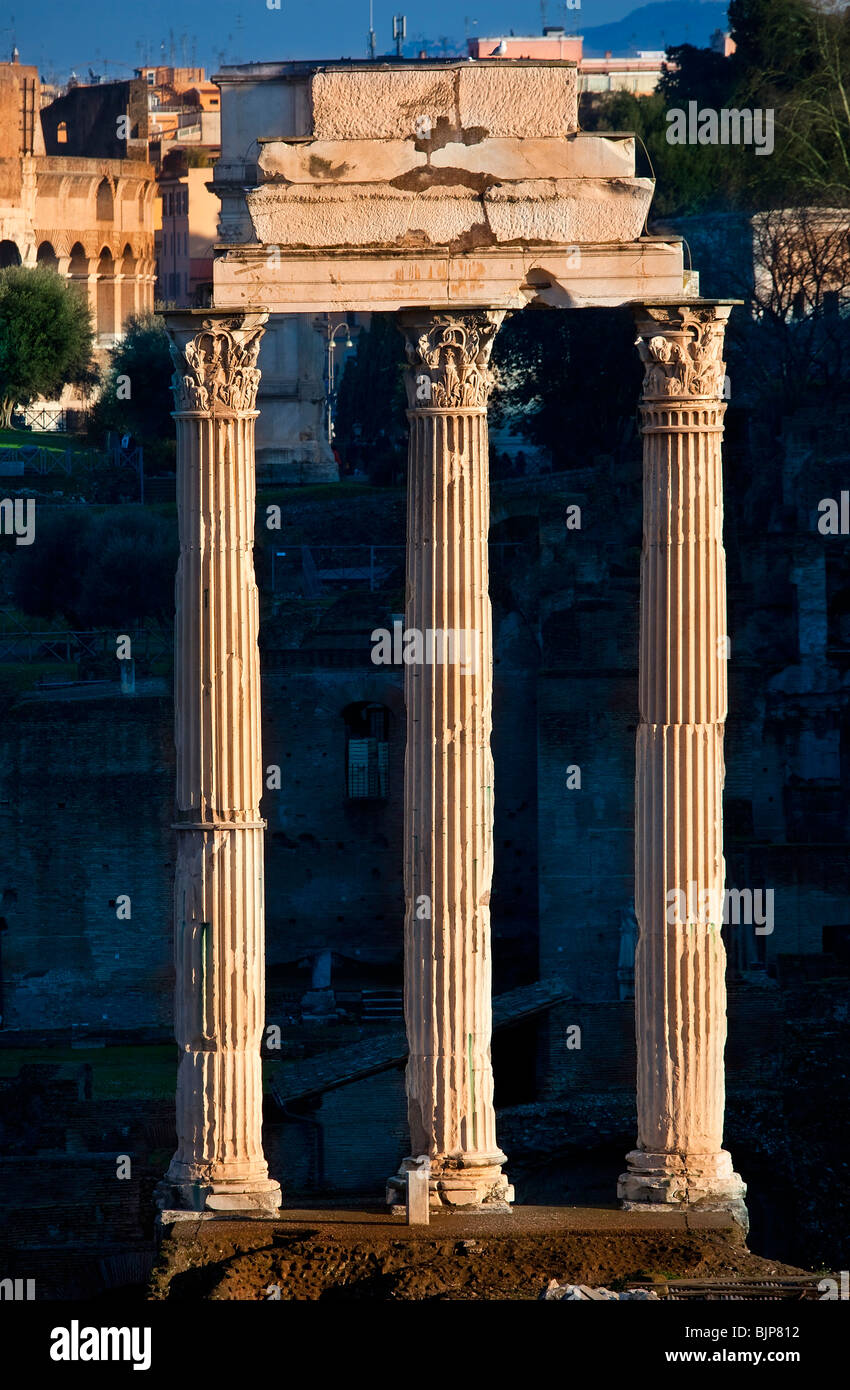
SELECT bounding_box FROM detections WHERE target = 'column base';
[155,1165,282,1216]
[386,1154,514,1213]
[618,1149,748,1231]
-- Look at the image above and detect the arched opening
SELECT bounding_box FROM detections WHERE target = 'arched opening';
[69,242,87,278]
[341,702,390,800]
[829,584,850,652]
[0,240,21,268]
[96,247,115,338]
[120,242,136,323]
[36,241,59,272]
[56,120,68,144]
[96,178,113,223]
[68,242,89,316]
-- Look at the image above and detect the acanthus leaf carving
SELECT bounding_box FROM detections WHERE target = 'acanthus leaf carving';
[401,310,505,410]
[635,307,728,402]
[170,318,265,414]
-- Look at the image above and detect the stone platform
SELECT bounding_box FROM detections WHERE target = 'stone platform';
[150,1205,803,1301]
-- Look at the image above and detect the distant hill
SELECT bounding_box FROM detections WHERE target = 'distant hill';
[572,1,729,58]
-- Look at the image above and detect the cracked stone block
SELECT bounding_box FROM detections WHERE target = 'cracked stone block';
[308,64,578,142]
[247,183,485,248]
[456,65,578,137]
[247,178,654,251]
[258,135,636,187]
[311,69,457,140]
[484,179,654,245]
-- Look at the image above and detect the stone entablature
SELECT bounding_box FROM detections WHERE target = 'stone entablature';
[211,59,689,314]
[310,63,579,140]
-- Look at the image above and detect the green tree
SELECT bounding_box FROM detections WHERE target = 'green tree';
[586,1,850,216]
[659,41,737,109]
[334,314,407,482]
[726,0,818,97]
[11,507,177,628]
[776,1,850,203]
[491,308,641,469]
[89,312,174,451]
[0,266,95,428]
[586,89,734,217]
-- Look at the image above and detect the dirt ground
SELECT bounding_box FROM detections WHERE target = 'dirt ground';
[148,1206,814,1301]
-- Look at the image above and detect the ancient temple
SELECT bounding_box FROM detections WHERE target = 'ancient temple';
[157,59,746,1226]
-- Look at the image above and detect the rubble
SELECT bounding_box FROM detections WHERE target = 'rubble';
[541,1279,659,1300]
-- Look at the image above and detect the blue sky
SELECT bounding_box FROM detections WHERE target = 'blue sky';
[3,0,724,83]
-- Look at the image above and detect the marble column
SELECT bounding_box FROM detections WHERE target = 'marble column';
[387,309,513,1211]
[158,309,281,1214]
[618,302,747,1227]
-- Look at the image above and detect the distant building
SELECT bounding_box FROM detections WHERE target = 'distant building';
[136,64,206,89]
[468,29,671,95]
[38,64,223,321]
[138,64,223,311]
[40,75,152,159]
[135,66,221,159]
[711,30,737,59]
[581,50,670,96]
[467,29,583,62]
[0,55,155,352]
[156,156,218,308]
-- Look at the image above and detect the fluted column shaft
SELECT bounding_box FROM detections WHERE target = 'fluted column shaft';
[388,309,513,1210]
[619,302,746,1224]
[160,309,280,1213]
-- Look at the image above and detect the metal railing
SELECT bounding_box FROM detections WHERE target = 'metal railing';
[271,544,404,595]
[0,445,74,476]
[0,441,144,494]
[270,542,531,594]
[0,616,169,665]
[20,404,67,432]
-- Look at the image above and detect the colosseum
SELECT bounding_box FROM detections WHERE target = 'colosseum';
[0,54,155,347]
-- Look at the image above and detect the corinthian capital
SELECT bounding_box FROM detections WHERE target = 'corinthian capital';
[400,309,505,410]
[166,310,268,415]
[633,303,732,403]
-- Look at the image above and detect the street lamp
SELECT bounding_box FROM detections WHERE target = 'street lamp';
[314,315,354,445]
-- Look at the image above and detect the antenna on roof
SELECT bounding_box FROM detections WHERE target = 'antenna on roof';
[368,0,376,59]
